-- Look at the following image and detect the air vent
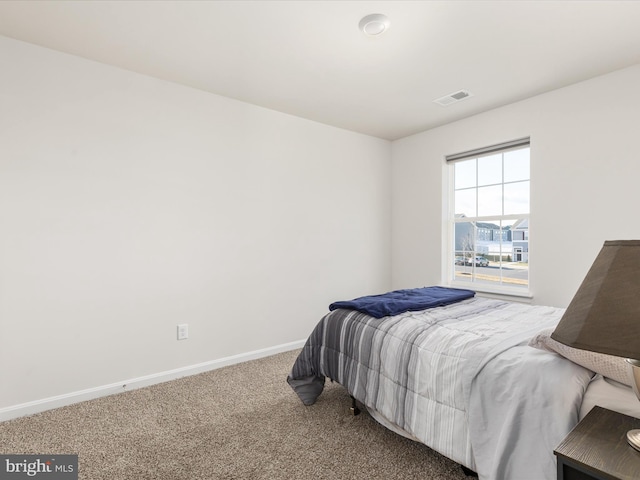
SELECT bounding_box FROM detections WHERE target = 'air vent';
[433,90,474,107]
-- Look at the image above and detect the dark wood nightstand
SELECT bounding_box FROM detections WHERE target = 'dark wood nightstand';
[555,406,640,480]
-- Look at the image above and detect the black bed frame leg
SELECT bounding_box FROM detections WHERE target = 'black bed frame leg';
[461,466,478,477]
[349,395,361,416]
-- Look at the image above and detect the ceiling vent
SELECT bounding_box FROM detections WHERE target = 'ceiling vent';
[433,90,473,107]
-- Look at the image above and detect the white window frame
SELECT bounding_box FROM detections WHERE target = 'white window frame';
[444,138,531,298]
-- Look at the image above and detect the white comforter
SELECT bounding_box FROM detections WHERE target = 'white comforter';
[469,344,592,480]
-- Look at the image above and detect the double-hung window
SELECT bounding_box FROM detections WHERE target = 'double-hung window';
[447,138,530,294]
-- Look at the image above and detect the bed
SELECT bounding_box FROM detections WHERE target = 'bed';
[287,287,639,480]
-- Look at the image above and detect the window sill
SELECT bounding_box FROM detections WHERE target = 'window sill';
[447,282,533,303]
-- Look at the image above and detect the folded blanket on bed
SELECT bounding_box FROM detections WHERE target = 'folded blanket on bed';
[328,286,475,318]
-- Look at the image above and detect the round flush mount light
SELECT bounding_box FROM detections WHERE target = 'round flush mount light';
[359,13,390,36]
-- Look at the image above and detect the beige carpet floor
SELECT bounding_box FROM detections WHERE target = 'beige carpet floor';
[0,349,470,479]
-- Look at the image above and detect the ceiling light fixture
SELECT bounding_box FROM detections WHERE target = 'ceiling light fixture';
[359,13,390,36]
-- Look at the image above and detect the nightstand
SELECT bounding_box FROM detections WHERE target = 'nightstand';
[555,406,640,480]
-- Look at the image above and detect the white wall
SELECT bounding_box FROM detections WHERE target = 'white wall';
[0,36,391,414]
[392,64,640,308]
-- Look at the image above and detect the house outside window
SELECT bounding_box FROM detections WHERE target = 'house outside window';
[447,138,530,295]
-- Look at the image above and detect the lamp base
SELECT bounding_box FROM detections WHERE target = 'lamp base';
[627,429,640,451]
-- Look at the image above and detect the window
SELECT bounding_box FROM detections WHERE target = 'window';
[447,138,530,294]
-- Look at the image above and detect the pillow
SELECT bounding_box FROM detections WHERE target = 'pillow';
[528,327,632,387]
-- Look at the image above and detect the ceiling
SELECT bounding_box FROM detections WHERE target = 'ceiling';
[1,1,640,141]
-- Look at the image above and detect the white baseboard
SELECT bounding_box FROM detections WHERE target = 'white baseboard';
[0,340,305,422]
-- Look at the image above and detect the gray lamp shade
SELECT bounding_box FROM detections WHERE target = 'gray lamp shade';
[551,240,640,359]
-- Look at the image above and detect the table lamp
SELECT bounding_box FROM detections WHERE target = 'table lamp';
[551,240,640,451]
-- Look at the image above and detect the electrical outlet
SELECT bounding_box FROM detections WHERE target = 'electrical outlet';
[177,324,189,340]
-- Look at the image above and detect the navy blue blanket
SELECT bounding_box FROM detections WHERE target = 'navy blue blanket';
[329,286,475,318]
